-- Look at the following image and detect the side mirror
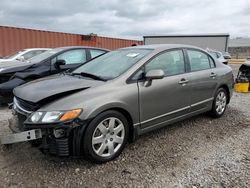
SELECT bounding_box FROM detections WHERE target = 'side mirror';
[54,59,66,69]
[145,69,165,80]
[144,69,165,87]
[16,56,25,62]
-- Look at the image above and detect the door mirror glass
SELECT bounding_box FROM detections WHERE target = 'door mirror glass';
[54,59,66,69]
[145,69,165,80]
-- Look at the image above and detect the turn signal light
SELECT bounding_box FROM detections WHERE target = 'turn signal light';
[59,109,82,121]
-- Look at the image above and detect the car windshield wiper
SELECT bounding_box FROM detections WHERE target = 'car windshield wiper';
[71,72,107,81]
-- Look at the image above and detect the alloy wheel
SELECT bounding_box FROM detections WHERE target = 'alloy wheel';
[92,117,125,157]
[215,91,227,115]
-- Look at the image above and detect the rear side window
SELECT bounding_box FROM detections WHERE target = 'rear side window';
[187,50,211,71]
[90,50,106,58]
[145,50,185,76]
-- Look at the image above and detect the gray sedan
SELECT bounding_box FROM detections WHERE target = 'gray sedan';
[6,44,233,163]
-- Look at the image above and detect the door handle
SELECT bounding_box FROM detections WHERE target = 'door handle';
[210,72,217,78]
[179,78,189,85]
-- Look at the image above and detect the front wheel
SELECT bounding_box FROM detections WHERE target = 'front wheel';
[210,88,228,118]
[83,110,129,163]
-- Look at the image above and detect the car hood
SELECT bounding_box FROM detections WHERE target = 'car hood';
[14,74,105,103]
[0,59,13,63]
[0,60,33,73]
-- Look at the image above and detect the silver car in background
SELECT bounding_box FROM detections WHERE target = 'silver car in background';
[207,49,229,65]
[0,48,51,63]
[6,44,233,163]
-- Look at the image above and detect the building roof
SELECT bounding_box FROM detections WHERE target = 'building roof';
[229,38,250,47]
[143,33,230,38]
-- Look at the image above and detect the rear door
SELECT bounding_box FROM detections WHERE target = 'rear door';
[185,49,218,112]
[138,49,192,130]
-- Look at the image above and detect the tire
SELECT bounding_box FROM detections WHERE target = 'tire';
[210,88,228,118]
[83,110,129,163]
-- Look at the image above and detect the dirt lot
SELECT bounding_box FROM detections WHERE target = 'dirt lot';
[0,64,249,188]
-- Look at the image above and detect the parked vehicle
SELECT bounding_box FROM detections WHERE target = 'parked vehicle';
[0,48,51,63]
[236,61,250,83]
[2,44,233,163]
[0,46,109,103]
[207,49,228,65]
[222,52,231,60]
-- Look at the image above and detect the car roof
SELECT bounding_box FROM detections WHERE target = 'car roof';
[23,48,52,51]
[122,44,205,51]
[55,46,110,52]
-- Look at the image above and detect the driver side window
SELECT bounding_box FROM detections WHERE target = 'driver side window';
[145,50,185,76]
[51,49,86,65]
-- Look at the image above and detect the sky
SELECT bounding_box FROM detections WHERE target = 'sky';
[0,0,249,40]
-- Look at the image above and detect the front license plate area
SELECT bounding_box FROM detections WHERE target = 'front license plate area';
[0,129,42,145]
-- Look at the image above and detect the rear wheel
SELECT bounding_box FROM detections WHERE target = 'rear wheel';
[210,88,228,118]
[83,110,129,163]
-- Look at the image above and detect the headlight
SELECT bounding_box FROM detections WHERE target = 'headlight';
[29,109,82,123]
[0,68,5,73]
[30,112,43,123]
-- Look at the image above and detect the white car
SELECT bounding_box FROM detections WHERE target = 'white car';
[207,49,228,65]
[0,48,51,63]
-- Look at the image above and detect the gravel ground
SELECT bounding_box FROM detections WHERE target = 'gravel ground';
[0,64,249,188]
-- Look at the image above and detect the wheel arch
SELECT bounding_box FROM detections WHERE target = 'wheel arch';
[74,106,136,157]
[104,107,136,142]
[87,107,136,143]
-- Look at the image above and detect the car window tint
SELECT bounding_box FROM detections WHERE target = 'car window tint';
[56,49,86,64]
[145,50,185,76]
[90,50,106,58]
[187,50,211,71]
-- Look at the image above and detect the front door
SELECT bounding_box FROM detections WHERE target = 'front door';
[51,49,87,73]
[138,49,191,130]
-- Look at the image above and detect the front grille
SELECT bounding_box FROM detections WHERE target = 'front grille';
[14,97,40,113]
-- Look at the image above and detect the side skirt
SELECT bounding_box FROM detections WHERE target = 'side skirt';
[135,107,210,136]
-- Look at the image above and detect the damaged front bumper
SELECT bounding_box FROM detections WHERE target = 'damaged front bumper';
[1,114,89,157]
[1,97,90,157]
[0,129,42,145]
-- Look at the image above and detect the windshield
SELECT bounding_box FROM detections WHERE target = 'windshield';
[73,49,152,80]
[3,50,24,59]
[28,48,62,63]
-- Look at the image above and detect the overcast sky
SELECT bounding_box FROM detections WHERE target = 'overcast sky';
[0,0,249,40]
